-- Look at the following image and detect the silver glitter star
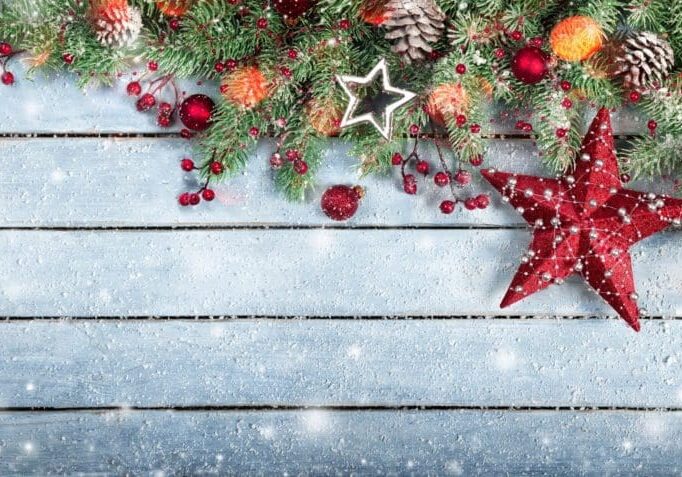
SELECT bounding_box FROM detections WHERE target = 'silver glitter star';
[336,58,416,140]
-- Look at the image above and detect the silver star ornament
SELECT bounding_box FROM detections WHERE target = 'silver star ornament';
[336,58,416,140]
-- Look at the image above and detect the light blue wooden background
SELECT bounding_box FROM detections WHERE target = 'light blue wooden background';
[0,64,681,475]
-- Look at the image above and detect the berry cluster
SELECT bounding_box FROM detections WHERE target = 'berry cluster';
[177,158,217,207]
[0,41,17,86]
[392,133,489,215]
[126,62,180,128]
[269,148,309,176]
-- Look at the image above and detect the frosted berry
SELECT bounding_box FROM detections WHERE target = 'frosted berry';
[494,48,505,59]
[214,62,225,73]
[148,61,158,71]
[188,193,201,205]
[440,200,456,214]
[464,197,478,210]
[647,120,657,131]
[561,97,573,109]
[202,189,216,201]
[469,154,484,167]
[416,160,429,175]
[454,170,472,186]
[225,59,237,70]
[157,114,172,127]
[126,81,142,96]
[180,128,193,139]
[391,153,403,166]
[0,42,12,56]
[159,102,173,114]
[1,71,14,86]
[270,153,284,169]
[455,63,467,74]
[510,30,523,41]
[288,49,298,59]
[339,19,351,29]
[434,171,449,187]
[178,192,191,206]
[475,194,490,209]
[210,161,224,175]
[409,124,420,136]
[555,128,567,138]
[403,175,417,195]
[136,93,156,111]
[285,149,299,161]
[470,123,481,134]
[180,158,195,171]
[256,17,268,29]
[62,53,74,64]
[456,114,467,126]
[249,126,260,137]
[560,80,571,91]
[169,18,181,30]
[629,90,641,103]
[293,159,308,175]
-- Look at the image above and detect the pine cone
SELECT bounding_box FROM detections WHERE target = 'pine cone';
[88,0,142,48]
[383,0,446,63]
[614,31,675,88]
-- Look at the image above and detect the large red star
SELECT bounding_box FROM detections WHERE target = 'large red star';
[482,108,682,331]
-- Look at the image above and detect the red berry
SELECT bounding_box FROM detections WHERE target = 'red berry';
[339,19,350,29]
[202,189,216,201]
[629,90,641,103]
[434,171,449,187]
[455,63,467,74]
[180,158,195,171]
[157,114,172,127]
[159,102,173,113]
[189,193,201,205]
[287,49,298,59]
[409,124,420,136]
[464,197,478,210]
[469,154,484,167]
[136,93,156,111]
[456,114,467,127]
[510,30,523,41]
[126,81,142,96]
[285,149,299,161]
[1,71,14,86]
[555,128,567,138]
[178,192,191,206]
[647,119,658,130]
[225,59,237,70]
[440,200,456,214]
[416,160,429,175]
[210,161,224,175]
[561,97,573,109]
[215,62,225,73]
[256,17,268,29]
[391,153,403,166]
[529,36,543,47]
[560,80,571,91]
[0,42,12,56]
[515,120,526,130]
[620,173,631,183]
[280,66,292,78]
[403,175,417,195]
[475,194,490,209]
[494,48,505,59]
[270,153,284,169]
[470,123,481,134]
[62,53,74,64]
[148,61,158,71]
[169,18,181,30]
[454,169,472,186]
[293,159,308,175]
[249,126,260,137]
[180,128,193,139]
[522,123,533,132]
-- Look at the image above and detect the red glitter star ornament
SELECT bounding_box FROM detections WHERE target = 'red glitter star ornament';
[482,108,682,331]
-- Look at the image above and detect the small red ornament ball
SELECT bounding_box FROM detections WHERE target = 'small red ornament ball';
[321,185,364,221]
[440,200,456,214]
[511,46,548,85]
[0,42,12,56]
[179,94,215,131]
[1,71,14,86]
[273,0,315,19]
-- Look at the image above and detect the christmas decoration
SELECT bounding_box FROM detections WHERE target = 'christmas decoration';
[337,58,416,140]
[273,0,316,20]
[383,0,446,63]
[482,108,682,331]
[550,16,604,62]
[87,0,142,48]
[426,83,469,126]
[220,66,271,110]
[321,185,364,221]
[511,46,548,84]
[359,0,390,26]
[306,99,342,136]
[156,0,194,17]
[179,94,215,131]
[614,32,675,88]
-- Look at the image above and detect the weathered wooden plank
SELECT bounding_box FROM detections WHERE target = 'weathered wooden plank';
[1,409,680,475]
[0,138,675,227]
[0,229,680,317]
[0,320,680,408]
[0,63,645,134]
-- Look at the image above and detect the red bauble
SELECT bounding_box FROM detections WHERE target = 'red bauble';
[482,108,682,331]
[321,185,364,221]
[179,94,215,131]
[273,0,315,19]
[511,46,548,84]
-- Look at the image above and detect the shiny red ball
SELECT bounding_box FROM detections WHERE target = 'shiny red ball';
[1,71,14,86]
[210,161,224,175]
[511,46,548,85]
[416,160,429,175]
[0,42,12,56]
[273,0,315,19]
[293,159,308,175]
[434,171,449,187]
[179,94,215,131]
[440,200,455,214]
[202,189,216,201]
[321,185,363,221]
[180,158,194,171]
[126,81,142,96]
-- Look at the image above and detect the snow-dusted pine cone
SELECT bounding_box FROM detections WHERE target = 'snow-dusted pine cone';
[384,0,446,63]
[614,31,675,88]
[88,0,142,48]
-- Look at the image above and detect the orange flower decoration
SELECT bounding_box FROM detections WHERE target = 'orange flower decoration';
[426,83,469,126]
[156,0,194,17]
[220,66,271,110]
[550,16,604,62]
[306,99,342,136]
[359,0,390,26]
